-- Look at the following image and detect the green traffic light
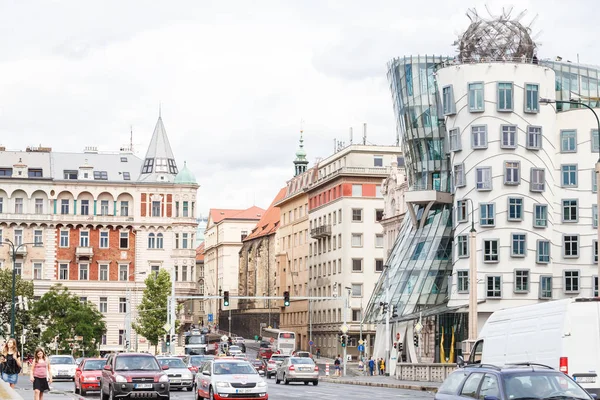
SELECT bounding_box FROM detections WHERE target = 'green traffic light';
[284,300,290,306]
[224,300,229,306]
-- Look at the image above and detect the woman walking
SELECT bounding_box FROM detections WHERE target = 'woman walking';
[30,348,51,400]
[2,338,22,388]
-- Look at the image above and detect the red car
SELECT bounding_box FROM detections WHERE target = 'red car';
[74,358,106,395]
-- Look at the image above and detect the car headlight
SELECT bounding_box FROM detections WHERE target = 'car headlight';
[183,373,193,379]
[215,381,230,388]
[257,381,267,388]
[159,374,169,383]
[115,375,127,383]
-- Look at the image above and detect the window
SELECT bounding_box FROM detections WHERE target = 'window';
[156,233,164,249]
[595,276,599,297]
[34,198,43,214]
[457,270,469,293]
[93,171,108,180]
[352,309,362,322]
[182,233,189,249]
[540,275,552,299]
[148,233,155,249]
[504,161,520,185]
[563,235,579,258]
[118,330,125,345]
[508,197,523,221]
[530,168,545,192]
[594,240,598,263]
[59,230,69,247]
[119,297,127,313]
[511,233,526,257]
[468,82,484,112]
[562,199,579,222]
[480,203,495,226]
[533,204,548,228]
[593,129,600,152]
[375,209,384,221]
[449,128,461,151]
[456,200,468,222]
[501,125,517,148]
[142,158,154,173]
[442,85,456,115]
[14,198,23,214]
[33,262,43,280]
[375,234,384,248]
[375,259,384,272]
[594,204,598,228]
[151,265,160,277]
[457,235,469,258]
[564,270,580,293]
[63,170,77,179]
[61,199,69,215]
[14,229,22,246]
[120,201,129,216]
[525,83,539,112]
[59,263,68,280]
[537,240,550,263]
[471,125,487,149]
[99,297,108,313]
[99,231,109,248]
[79,264,89,280]
[27,168,42,178]
[476,167,492,191]
[526,126,542,150]
[80,200,89,215]
[486,276,502,298]
[454,164,466,188]
[483,239,499,263]
[13,262,21,276]
[561,164,578,187]
[0,198,2,213]
[79,231,89,247]
[479,374,501,399]
[352,259,363,272]
[99,264,108,281]
[497,82,513,111]
[119,265,128,281]
[513,269,529,293]
[351,233,363,247]
[373,155,383,167]
[460,372,485,398]
[375,185,383,198]
[352,209,363,222]
[351,284,362,297]
[120,231,129,249]
[122,172,131,180]
[593,171,598,193]
[561,130,577,153]
[34,230,43,246]
[183,201,189,217]
[152,201,161,217]
[100,200,109,215]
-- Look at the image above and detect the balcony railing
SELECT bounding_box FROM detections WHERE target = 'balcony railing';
[75,246,94,260]
[175,281,199,296]
[14,247,27,257]
[310,224,332,239]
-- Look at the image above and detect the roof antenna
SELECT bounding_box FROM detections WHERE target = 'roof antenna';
[159,102,162,118]
[130,125,134,152]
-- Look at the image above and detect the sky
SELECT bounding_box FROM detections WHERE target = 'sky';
[0,0,598,216]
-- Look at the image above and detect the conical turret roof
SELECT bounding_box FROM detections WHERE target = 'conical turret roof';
[138,116,179,182]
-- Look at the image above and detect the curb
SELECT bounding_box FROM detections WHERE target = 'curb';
[319,377,438,393]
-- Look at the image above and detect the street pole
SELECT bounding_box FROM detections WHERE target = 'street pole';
[385,266,390,375]
[342,293,348,377]
[464,198,478,342]
[359,297,363,361]
[228,309,231,337]
[4,239,37,339]
[309,299,313,354]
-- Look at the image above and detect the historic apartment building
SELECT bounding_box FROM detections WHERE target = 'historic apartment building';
[380,159,407,258]
[0,116,199,352]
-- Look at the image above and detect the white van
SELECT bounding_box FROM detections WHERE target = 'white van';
[465,298,600,396]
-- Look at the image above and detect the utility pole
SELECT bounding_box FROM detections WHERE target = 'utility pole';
[341,291,349,377]
[169,266,176,354]
[385,265,391,375]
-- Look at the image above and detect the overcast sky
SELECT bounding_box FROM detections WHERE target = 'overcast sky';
[0,0,597,216]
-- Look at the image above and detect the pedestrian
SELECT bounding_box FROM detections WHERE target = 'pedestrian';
[379,358,385,375]
[30,347,51,400]
[1,338,22,388]
[368,357,375,376]
[334,354,341,376]
[316,348,321,359]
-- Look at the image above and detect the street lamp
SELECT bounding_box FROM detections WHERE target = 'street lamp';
[383,264,391,375]
[540,98,600,284]
[4,238,39,339]
[460,198,478,342]
[125,271,146,351]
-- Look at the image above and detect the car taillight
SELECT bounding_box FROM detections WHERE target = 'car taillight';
[189,367,198,373]
[314,365,319,371]
[288,365,295,371]
[560,357,568,374]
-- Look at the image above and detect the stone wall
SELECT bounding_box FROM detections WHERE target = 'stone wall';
[238,234,278,310]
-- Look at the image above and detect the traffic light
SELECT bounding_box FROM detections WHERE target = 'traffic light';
[283,291,290,307]
[380,301,388,314]
[223,291,230,307]
[341,335,347,348]
[391,305,398,318]
[166,334,171,347]
[413,334,419,348]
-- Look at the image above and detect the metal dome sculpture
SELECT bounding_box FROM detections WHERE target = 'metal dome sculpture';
[454,7,539,62]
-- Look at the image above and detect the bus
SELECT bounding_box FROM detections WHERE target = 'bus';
[261,329,296,356]
[184,333,222,355]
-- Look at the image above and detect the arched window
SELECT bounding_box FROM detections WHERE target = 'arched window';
[148,233,155,249]
[156,233,164,249]
[390,198,397,216]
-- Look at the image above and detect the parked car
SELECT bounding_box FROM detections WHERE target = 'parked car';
[49,355,78,381]
[275,357,319,386]
[157,356,194,391]
[74,358,105,396]
[100,352,170,400]
[266,354,290,379]
[184,355,214,376]
[435,363,595,400]
[194,358,268,400]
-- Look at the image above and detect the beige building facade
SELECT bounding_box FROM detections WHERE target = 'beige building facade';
[379,159,407,258]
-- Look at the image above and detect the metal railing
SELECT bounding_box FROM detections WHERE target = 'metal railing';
[310,224,332,238]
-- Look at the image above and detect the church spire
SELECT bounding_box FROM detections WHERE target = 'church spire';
[138,114,179,182]
[293,130,309,176]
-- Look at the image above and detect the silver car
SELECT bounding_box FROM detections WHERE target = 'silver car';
[275,357,319,385]
[156,356,194,391]
[49,355,78,381]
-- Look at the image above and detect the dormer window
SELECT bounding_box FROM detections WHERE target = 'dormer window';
[168,159,178,174]
[123,172,131,180]
[28,168,43,178]
[120,157,128,162]
[93,171,108,180]
[142,158,154,174]
[0,168,12,177]
[155,158,168,173]
[64,170,78,179]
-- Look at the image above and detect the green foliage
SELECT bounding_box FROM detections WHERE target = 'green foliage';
[0,268,35,352]
[32,284,106,356]
[133,270,171,347]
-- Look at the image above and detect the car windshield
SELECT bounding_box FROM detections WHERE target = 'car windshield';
[271,356,288,362]
[50,356,75,365]
[213,362,256,375]
[158,358,186,368]
[83,360,106,371]
[503,372,591,399]
[291,358,313,365]
[190,356,213,366]
[115,356,160,371]
[229,346,241,351]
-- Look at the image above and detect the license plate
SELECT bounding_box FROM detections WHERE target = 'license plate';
[170,379,180,383]
[236,389,252,393]
[575,377,596,383]
[59,370,67,375]
[135,383,153,389]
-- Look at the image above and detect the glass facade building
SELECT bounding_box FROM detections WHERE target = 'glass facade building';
[540,60,600,110]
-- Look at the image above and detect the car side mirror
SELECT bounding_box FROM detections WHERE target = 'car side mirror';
[103,365,111,371]
[202,370,211,376]
[162,365,169,370]
[590,394,598,400]
[483,396,500,400]
[457,355,465,367]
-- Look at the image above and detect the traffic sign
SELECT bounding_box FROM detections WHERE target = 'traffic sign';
[221,335,229,342]
[340,324,349,334]
[208,313,213,322]
[358,339,364,345]
[309,340,314,347]
[358,344,365,352]
[414,322,423,334]
[163,323,171,332]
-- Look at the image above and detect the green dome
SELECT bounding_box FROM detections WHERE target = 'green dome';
[174,162,197,184]
[295,147,307,158]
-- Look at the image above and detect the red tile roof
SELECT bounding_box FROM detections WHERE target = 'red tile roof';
[209,206,266,224]
[243,187,287,241]
[196,243,205,261]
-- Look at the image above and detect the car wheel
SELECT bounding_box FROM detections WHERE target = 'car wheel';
[313,380,318,386]
[284,374,289,385]
[187,385,193,391]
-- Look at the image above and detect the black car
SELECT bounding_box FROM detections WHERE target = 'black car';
[100,353,170,400]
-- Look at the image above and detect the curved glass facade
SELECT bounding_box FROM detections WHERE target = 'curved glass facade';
[540,60,600,111]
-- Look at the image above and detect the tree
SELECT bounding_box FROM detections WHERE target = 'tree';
[133,270,172,352]
[32,284,106,356]
[0,268,35,353]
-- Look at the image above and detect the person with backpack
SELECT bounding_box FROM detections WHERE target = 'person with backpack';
[1,338,22,388]
[334,354,341,376]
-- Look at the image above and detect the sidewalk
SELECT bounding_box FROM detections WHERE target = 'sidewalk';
[319,373,440,393]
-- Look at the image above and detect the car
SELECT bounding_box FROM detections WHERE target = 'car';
[265,354,290,379]
[74,358,105,396]
[259,346,274,360]
[435,363,596,400]
[157,356,194,391]
[292,351,312,359]
[275,357,319,386]
[228,345,243,356]
[100,352,170,400]
[195,358,268,400]
[49,355,78,381]
[233,337,245,344]
[184,355,215,376]
[251,359,266,376]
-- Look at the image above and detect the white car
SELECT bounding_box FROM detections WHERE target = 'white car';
[228,345,243,356]
[156,356,194,391]
[49,355,78,381]
[195,358,267,400]
[233,336,245,344]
